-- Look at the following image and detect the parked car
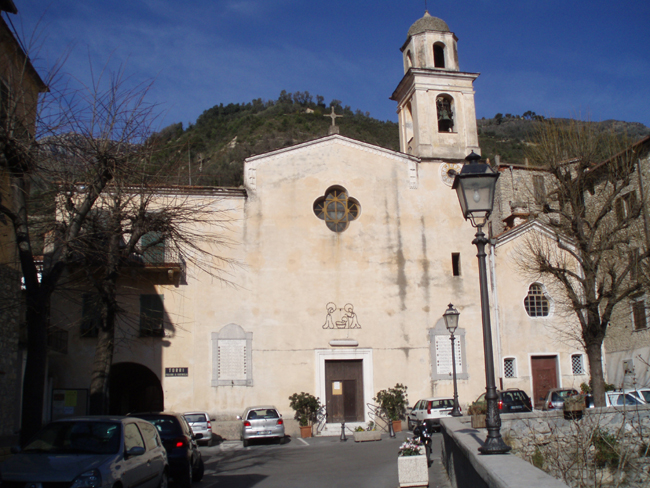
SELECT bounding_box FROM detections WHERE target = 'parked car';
[474,389,533,413]
[0,416,168,488]
[237,406,285,447]
[623,388,650,405]
[407,397,458,431]
[542,388,580,411]
[130,412,203,488]
[183,412,214,446]
[586,390,647,408]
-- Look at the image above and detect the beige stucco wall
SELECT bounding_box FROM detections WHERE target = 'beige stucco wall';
[492,223,590,403]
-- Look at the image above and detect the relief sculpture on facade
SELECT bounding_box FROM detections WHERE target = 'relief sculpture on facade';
[322,303,361,329]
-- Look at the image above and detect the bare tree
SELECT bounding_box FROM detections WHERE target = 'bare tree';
[518,119,650,407]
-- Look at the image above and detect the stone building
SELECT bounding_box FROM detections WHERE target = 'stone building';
[0,0,48,444]
[44,12,590,428]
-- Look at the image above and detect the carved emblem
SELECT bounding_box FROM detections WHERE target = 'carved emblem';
[322,303,361,329]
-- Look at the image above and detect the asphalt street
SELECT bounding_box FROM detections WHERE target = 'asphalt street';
[195,431,452,488]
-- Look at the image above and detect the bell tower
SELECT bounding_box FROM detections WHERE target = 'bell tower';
[391,12,480,160]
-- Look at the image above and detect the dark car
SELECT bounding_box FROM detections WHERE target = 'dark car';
[474,389,533,413]
[131,412,203,488]
[0,417,168,488]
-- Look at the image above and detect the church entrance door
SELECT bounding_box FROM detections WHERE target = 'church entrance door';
[531,356,558,409]
[325,360,363,423]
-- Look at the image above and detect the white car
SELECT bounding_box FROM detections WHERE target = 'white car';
[237,406,285,447]
[407,397,458,431]
[0,417,168,488]
[183,412,214,446]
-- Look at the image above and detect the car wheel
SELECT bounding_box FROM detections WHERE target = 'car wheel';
[242,438,249,448]
[192,457,204,482]
[206,435,212,447]
[407,418,415,431]
[159,470,169,488]
[180,461,192,488]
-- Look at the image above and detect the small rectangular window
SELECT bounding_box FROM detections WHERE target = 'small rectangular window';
[533,175,546,204]
[140,294,164,337]
[451,253,461,276]
[81,293,101,338]
[504,358,516,378]
[633,299,647,330]
[571,354,585,375]
[630,248,640,283]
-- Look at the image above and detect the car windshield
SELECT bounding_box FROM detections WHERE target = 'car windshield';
[137,416,182,438]
[430,400,453,409]
[247,409,279,420]
[552,390,577,401]
[507,391,528,402]
[24,421,120,454]
[184,414,206,423]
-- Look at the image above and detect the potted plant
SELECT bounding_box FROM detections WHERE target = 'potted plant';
[375,383,408,433]
[289,392,321,438]
[397,437,428,487]
[563,393,586,420]
[468,400,487,428]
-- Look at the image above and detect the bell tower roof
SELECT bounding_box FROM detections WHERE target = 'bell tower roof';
[407,11,450,38]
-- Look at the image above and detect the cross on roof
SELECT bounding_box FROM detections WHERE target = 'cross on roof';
[324,106,343,127]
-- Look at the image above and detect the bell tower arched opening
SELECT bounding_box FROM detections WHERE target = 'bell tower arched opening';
[433,43,445,68]
[436,95,454,132]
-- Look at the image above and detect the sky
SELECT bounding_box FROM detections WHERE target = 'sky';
[10,0,650,133]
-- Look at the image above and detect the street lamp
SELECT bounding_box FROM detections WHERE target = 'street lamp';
[442,304,462,417]
[452,151,511,454]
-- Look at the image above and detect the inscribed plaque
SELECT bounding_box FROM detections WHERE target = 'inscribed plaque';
[435,335,462,375]
[218,339,247,380]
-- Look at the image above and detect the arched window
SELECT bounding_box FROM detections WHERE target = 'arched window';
[433,43,445,68]
[524,283,550,317]
[436,95,454,132]
[313,186,360,232]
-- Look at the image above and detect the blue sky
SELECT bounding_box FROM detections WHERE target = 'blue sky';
[11,0,650,132]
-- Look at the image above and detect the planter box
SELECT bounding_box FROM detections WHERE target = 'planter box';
[398,454,428,487]
[300,425,312,438]
[471,414,486,429]
[353,430,382,442]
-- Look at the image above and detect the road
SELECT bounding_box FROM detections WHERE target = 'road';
[196,431,452,488]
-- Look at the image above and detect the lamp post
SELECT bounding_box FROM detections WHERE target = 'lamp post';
[452,151,510,454]
[443,304,462,417]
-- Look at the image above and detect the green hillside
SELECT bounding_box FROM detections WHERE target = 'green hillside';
[152,94,650,187]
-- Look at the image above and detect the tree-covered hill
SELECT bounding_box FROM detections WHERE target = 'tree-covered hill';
[151,94,650,187]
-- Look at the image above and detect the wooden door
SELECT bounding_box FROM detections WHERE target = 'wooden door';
[325,360,363,423]
[531,356,558,409]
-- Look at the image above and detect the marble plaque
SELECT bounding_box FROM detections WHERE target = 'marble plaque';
[218,339,247,380]
[435,335,462,375]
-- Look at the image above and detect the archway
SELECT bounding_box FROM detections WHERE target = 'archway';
[109,362,164,415]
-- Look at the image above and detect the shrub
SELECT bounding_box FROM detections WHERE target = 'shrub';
[374,383,408,421]
[288,392,321,427]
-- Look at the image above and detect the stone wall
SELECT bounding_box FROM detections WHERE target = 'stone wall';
[498,406,650,487]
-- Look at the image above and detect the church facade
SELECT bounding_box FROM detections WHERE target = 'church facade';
[47,12,590,427]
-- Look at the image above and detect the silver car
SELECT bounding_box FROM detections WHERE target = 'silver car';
[542,388,579,411]
[183,412,214,446]
[237,406,285,447]
[0,416,168,488]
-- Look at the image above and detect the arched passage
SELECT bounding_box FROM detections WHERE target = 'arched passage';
[109,362,164,415]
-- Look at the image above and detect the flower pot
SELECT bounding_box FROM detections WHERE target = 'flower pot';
[398,454,428,487]
[353,430,381,442]
[392,420,402,433]
[300,425,312,438]
[471,414,486,429]
[563,397,585,420]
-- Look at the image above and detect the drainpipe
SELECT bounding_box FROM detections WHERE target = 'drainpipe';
[488,238,503,384]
